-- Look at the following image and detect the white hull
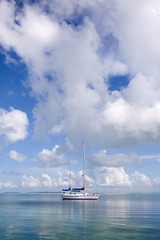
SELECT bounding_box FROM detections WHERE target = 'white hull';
[61,192,99,200]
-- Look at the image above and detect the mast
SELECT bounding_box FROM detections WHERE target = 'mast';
[83,142,85,189]
[69,154,71,189]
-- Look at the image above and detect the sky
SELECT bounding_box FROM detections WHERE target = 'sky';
[0,0,160,193]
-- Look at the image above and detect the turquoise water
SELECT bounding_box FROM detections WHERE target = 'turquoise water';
[0,193,160,239]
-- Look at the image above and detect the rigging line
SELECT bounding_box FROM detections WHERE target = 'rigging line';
[90,167,98,192]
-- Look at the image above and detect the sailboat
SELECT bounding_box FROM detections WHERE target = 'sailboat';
[61,142,99,200]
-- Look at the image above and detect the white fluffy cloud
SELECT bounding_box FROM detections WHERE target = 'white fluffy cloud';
[21,171,76,189]
[114,0,160,76]
[0,181,17,189]
[36,145,67,167]
[109,61,129,77]
[1,0,160,150]
[21,173,59,188]
[41,173,53,187]
[91,149,140,167]
[153,177,160,186]
[99,167,131,187]
[20,169,95,189]
[132,171,151,186]
[0,169,157,190]
[9,150,26,162]
[22,175,41,188]
[0,108,28,146]
[96,167,154,189]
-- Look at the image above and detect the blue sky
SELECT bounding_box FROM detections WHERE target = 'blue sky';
[0,0,160,192]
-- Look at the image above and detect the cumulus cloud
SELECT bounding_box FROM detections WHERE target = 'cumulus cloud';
[21,174,58,188]
[0,181,17,189]
[99,167,131,187]
[77,170,94,187]
[9,150,26,162]
[1,0,160,150]
[91,149,140,167]
[109,61,129,77]
[41,173,53,187]
[21,171,90,189]
[0,108,28,148]
[22,175,41,188]
[113,0,160,76]
[96,167,153,189]
[0,169,156,190]
[132,171,151,186]
[36,145,67,167]
[152,177,160,186]
[54,169,95,188]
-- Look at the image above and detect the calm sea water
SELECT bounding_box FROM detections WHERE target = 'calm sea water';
[0,193,160,239]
